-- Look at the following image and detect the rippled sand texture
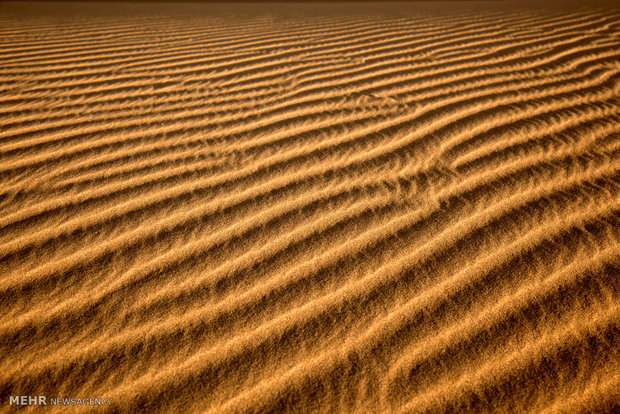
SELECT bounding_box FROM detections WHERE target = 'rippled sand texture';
[1,1,619,413]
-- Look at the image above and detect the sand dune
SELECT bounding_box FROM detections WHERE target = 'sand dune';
[1,1,619,412]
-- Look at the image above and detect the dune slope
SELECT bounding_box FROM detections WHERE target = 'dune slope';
[0,1,619,413]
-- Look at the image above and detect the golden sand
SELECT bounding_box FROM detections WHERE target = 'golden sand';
[0,1,619,412]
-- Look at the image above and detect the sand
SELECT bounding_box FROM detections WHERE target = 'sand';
[0,1,619,412]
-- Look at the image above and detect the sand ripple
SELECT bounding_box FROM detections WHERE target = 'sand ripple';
[0,1,619,413]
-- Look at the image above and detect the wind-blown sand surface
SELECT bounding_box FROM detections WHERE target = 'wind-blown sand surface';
[1,1,619,412]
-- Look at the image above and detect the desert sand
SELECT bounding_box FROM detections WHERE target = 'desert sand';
[0,1,619,412]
